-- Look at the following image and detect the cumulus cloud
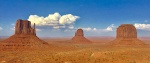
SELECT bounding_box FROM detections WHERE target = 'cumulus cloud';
[82,27,94,31]
[52,25,66,29]
[80,24,115,32]
[93,28,97,31]
[28,12,80,29]
[10,23,15,31]
[134,23,150,31]
[28,12,60,26]
[59,14,79,25]
[105,24,114,31]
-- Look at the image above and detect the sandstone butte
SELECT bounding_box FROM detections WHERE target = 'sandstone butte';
[0,19,48,50]
[72,28,91,44]
[111,24,145,45]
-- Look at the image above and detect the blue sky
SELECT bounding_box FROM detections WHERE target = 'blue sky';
[0,0,150,37]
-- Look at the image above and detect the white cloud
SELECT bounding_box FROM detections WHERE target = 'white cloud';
[10,23,15,31]
[28,12,60,26]
[64,29,70,32]
[93,28,97,31]
[134,23,150,31]
[104,24,114,31]
[80,24,115,32]
[0,27,2,31]
[59,14,79,25]
[52,25,66,29]
[64,28,76,32]
[82,27,92,31]
[28,12,79,29]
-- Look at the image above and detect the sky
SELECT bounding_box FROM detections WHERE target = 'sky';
[0,0,150,37]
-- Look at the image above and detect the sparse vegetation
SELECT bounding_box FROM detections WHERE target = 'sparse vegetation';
[0,43,150,63]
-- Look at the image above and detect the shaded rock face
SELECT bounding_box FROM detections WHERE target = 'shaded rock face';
[111,24,144,45]
[15,19,36,35]
[72,29,91,44]
[0,19,48,50]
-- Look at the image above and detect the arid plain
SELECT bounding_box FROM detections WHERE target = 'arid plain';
[0,37,150,63]
[1,0,150,63]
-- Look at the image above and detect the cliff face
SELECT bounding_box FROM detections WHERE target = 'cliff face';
[15,19,36,35]
[0,19,48,50]
[72,29,91,44]
[116,24,137,38]
[75,29,84,37]
[111,24,144,45]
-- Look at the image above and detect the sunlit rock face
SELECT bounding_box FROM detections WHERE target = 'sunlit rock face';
[0,19,48,51]
[111,24,145,45]
[116,24,137,39]
[15,19,36,35]
[72,29,91,44]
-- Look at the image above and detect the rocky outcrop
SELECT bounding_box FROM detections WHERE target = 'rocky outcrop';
[0,19,48,50]
[15,19,36,35]
[116,24,137,38]
[111,24,145,45]
[72,29,91,44]
[75,28,84,37]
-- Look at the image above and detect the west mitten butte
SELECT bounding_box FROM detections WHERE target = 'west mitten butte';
[0,19,48,50]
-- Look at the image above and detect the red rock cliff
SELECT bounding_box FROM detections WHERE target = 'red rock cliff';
[0,19,48,51]
[72,29,91,44]
[15,19,36,35]
[116,24,137,38]
[111,24,144,45]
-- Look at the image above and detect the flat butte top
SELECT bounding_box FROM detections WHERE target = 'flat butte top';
[117,24,137,38]
[111,24,145,45]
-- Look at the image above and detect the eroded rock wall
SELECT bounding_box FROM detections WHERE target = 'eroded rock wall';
[15,19,36,35]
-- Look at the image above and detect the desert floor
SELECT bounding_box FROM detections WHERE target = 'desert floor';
[0,37,150,63]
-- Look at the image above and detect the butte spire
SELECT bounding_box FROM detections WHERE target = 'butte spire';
[72,28,91,44]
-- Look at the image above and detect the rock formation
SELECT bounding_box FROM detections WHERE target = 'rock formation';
[15,19,36,35]
[72,29,91,44]
[116,24,137,39]
[0,19,48,50]
[111,24,144,45]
